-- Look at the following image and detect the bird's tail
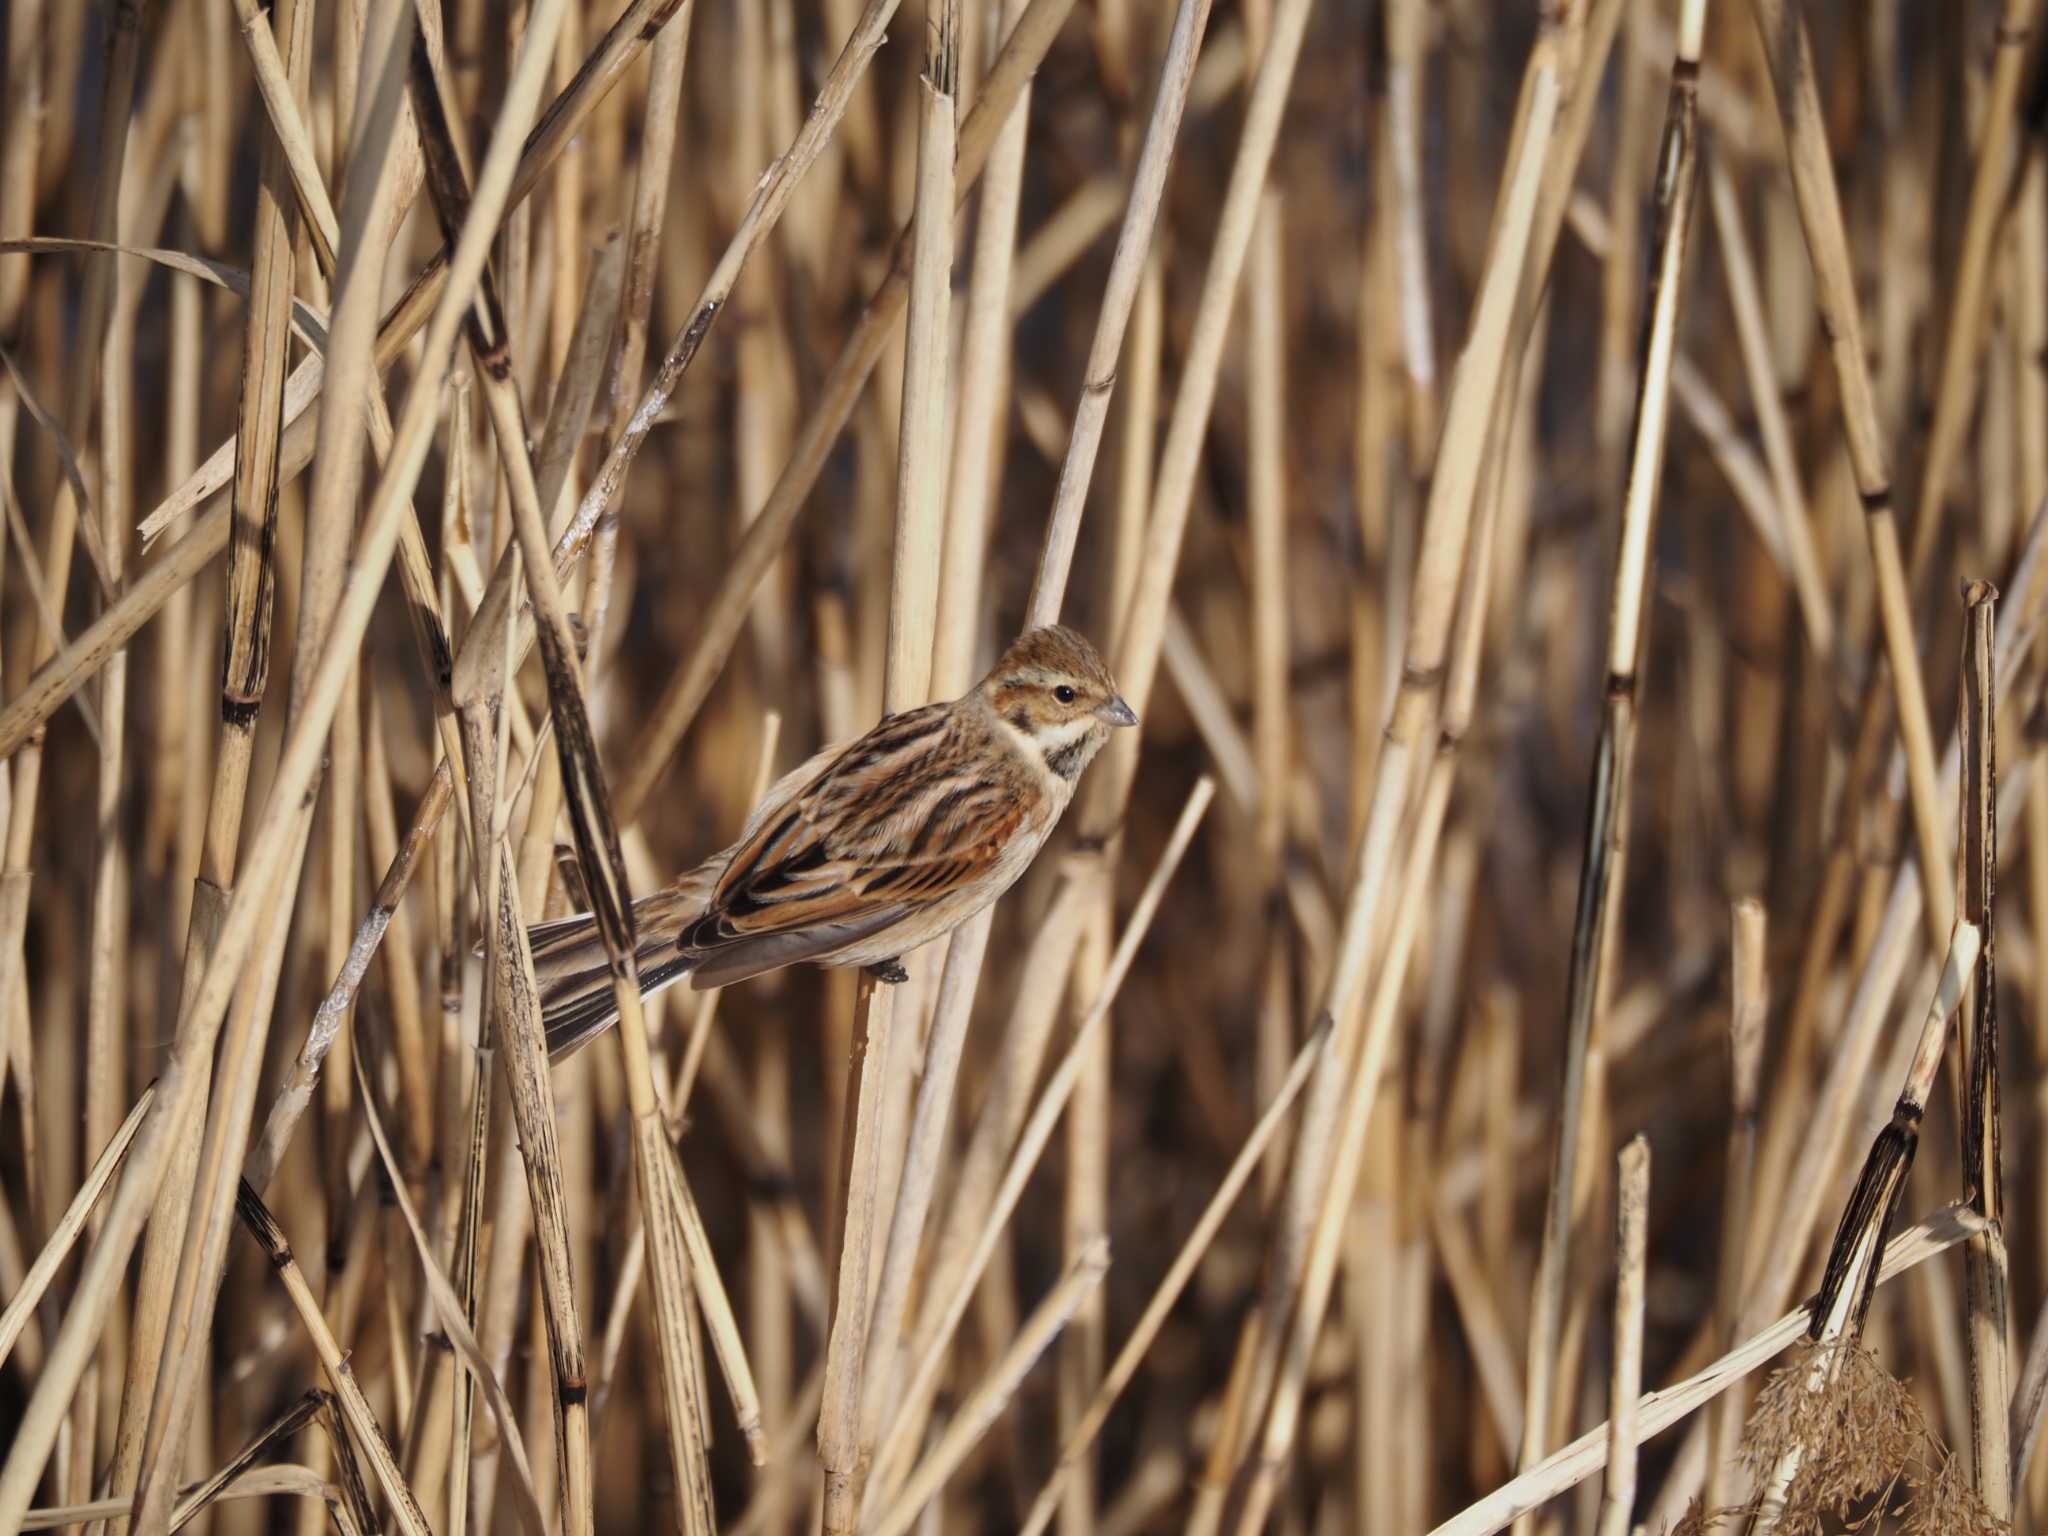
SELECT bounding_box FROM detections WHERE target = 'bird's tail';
[529,884,707,1060]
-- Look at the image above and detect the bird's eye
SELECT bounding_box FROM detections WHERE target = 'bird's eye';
[1054,685,1077,704]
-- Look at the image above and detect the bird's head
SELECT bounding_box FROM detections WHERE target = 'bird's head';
[977,625,1138,782]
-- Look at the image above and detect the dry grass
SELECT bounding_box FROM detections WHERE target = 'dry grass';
[5,2,2048,1533]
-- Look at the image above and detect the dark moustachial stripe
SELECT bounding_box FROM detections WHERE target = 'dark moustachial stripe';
[1046,736,1089,780]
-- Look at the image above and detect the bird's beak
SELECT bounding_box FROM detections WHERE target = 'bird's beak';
[1097,696,1139,728]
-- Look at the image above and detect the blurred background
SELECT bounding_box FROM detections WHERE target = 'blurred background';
[1,0,2046,1531]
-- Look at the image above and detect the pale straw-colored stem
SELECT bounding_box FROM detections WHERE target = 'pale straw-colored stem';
[1515,5,1704,1500]
[1230,467,1494,1528]
[1704,156,1832,657]
[1958,582,2011,1517]
[1905,0,2042,584]
[350,1036,548,1535]
[1595,1137,1650,1536]
[1022,0,1213,627]
[867,1240,1111,1536]
[1704,899,1768,1512]
[868,782,1215,1501]
[0,1084,152,1374]
[0,0,558,1518]
[1015,1021,1330,1536]
[932,0,1032,694]
[232,1180,432,1535]
[1747,0,1952,953]
[1092,0,1312,765]
[1194,22,1569,1524]
[819,8,959,1529]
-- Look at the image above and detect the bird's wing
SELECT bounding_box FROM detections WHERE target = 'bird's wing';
[682,704,1026,986]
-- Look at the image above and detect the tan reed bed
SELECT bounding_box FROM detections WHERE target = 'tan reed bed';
[7,3,2048,1534]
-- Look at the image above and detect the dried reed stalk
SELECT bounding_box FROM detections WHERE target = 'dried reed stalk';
[1905,0,2042,587]
[1516,0,1704,1506]
[605,0,1079,825]
[0,1083,152,1372]
[0,0,558,1520]
[868,1238,1111,1536]
[1432,1206,1988,1536]
[817,7,961,1530]
[1958,582,2011,1515]
[1742,916,1981,1534]
[0,0,696,756]
[1023,0,1211,620]
[1705,898,1769,1511]
[851,0,1216,1509]
[1747,0,1952,950]
[1595,1136,1649,1536]
[10,5,2047,1532]
[233,1178,433,1535]
[867,779,1216,1504]
[1015,1020,1331,1536]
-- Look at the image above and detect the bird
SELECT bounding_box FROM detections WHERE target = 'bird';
[528,624,1138,1059]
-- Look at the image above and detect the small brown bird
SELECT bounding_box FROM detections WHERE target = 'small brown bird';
[530,624,1137,1058]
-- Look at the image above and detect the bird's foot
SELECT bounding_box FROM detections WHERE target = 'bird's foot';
[867,958,910,984]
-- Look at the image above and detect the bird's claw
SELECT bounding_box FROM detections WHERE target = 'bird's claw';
[868,959,910,984]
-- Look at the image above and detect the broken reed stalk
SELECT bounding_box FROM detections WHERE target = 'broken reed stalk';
[1431,1206,1988,1536]
[1705,898,1768,1511]
[418,22,727,1525]
[1743,918,1981,1535]
[232,1178,433,1535]
[1516,0,1704,1504]
[1726,526,2048,1375]
[1958,581,2011,1516]
[1595,1136,1650,1536]
[21,1404,338,1533]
